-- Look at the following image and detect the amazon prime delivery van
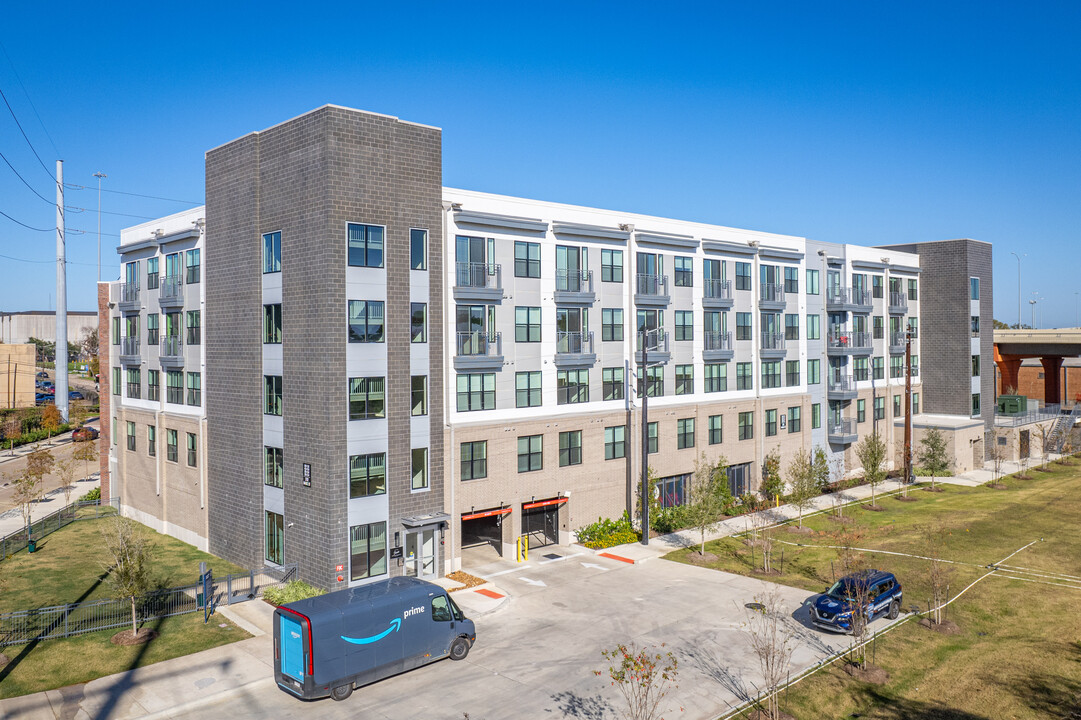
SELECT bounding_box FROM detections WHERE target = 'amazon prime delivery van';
[274,577,476,701]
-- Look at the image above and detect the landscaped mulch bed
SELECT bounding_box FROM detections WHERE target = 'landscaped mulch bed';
[446,571,486,592]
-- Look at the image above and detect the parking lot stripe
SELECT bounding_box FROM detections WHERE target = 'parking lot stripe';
[598,552,635,564]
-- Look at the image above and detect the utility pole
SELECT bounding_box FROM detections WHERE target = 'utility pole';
[94,172,107,282]
[903,330,913,486]
[55,160,69,423]
[639,328,650,546]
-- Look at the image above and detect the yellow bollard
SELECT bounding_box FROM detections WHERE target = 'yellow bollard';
[516,535,529,563]
[776,494,780,508]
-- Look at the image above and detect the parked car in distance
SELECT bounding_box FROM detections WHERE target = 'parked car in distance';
[36,370,49,379]
[36,393,55,405]
[69,390,84,400]
[811,569,902,634]
[72,426,99,442]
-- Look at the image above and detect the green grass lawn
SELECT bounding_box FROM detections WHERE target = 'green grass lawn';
[1,516,248,613]
[665,458,1081,719]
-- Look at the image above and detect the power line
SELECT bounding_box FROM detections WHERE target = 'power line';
[69,228,120,238]
[0,208,51,231]
[0,84,54,180]
[0,148,51,203]
[0,40,60,157]
[65,205,156,220]
[0,252,98,267]
[64,183,201,205]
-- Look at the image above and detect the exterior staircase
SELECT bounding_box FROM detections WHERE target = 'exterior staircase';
[1046,402,1081,454]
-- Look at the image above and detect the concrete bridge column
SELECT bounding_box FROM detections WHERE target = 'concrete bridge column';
[1041,356,1064,406]
[995,355,1022,395]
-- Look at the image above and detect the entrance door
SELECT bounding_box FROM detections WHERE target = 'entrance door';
[522,506,559,548]
[405,529,437,578]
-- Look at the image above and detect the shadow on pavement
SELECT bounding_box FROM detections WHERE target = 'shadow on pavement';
[548,690,615,720]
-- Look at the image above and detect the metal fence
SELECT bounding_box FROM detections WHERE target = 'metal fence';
[0,497,119,560]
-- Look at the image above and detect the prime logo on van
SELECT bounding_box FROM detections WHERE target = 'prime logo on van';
[339,606,426,645]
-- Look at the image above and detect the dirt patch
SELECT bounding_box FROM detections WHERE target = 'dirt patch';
[843,662,890,685]
[0,653,9,669]
[748,710,796,720]
[988,482,1009,490]
[446,571,486,592]
[863,504,886,512]
[686,551,720,565]
[1035,466,1053,472]
[752,568,782,577]
[827,514,853,523]
[894,495,920,502]
[919,618,961,635]
[110,628,159,646]
[922,486,945,493]
[786,525,815,535]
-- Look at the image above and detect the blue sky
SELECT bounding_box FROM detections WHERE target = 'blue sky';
[1,1,1078,326]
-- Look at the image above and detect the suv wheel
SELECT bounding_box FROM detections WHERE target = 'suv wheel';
[888,599,900,620]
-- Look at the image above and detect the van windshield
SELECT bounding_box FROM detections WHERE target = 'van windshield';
[448,594,464,621]
[826,580,857,602]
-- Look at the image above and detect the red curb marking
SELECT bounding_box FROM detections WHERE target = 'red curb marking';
[598,552,635,564]
[475,588,504,599]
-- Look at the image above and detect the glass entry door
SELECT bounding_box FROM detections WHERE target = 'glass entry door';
[405,529,437,578]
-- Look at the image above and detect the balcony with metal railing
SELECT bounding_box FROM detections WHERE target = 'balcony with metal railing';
[759,283,786,310]
[634,328,670,365]
[889,330,912,354]
[702,278,733,309]
[554,330,596,368]
[553,269,596,304]
[827,330,872,356]
[634,273,670,306]
[159,335,184,368]
[453,331,503,370]
[118,283,140,313]
[453,262,502,302]
[119,337,141,365]
[702,330,734,361]
[888,291,908,315]
[827,373,858,400]
[825,286,873,313]
[158,275,184,308]
[759,331,787,359]
[828,418,858,445]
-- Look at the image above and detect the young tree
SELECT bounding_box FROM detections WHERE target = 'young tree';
[759,448,784,503]
[917,426,950,490]
[855,431,887,508]
[73,440,98,483]
[79,326,99,360]
[100,516,154,638]
[684,454,730,554]
[55,457,78,507]
[1035,421,1053,470]
[596,643,678,720]
[41,404,62,444]
[14,448,55,534]
[744,589,797,720]
[786,448,818,528]
[919,522,954,626]
[811,446,831,493]
[845,569,876,670]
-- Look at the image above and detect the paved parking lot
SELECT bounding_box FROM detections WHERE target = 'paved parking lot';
[165,548,893,720]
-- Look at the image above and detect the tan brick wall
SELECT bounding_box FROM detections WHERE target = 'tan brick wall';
[0,343,36,409]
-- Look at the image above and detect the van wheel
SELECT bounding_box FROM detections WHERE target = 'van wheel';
[888,600,900,620]
[331,683,353,701]
[449,637,470,661]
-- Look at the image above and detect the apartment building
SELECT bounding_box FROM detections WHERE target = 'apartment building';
[101,105,994,589]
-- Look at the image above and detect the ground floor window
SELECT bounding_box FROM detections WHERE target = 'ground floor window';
[655,473,689,508]
[726,462,750,497]
[350,521,387,581]
[265,511,283,565]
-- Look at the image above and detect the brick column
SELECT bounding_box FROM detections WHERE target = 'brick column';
[97,282,110,502]
[1041,356,1064,406]
[995,355,1022,395]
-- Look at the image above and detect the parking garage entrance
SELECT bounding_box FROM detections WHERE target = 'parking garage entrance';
[461,506,510,559]
[522,497,566,549]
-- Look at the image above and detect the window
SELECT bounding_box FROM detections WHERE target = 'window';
[126,421,136,451]
[785,360,800,387]
[857,399,866,423]
[603,367,624,400]
[515,371,542,408]
[187,432,198,467]
[806,269,820,295]
[147,313,159,344]
[147,257,159,289]
[762,361,781,389]
[807,314,820,340]
[187,371,201,407]
[674,310,693,341]
[112,317,120,345]
[894,394,902,416]
[515,306,542,343]
[872,275,883,298]
[350,521,387,581]
[704,363,727,393]
[970,277,979,300]
[147,370,159,402]
[677,418,695,449]
[601,308,624,342]
[461,441,487,480]
[911,355,920,377]
[647,422,658,454]
[735,262,751,290]
[874,397,886,420]
[854,357,869,382]
[263,304,282,344]
[266,512,284,566]
[112,367,121,395]
[349,377,385,419]
[972,355,981,377]
[166,429,178,463]
[518,435,542,472]
[908,279,918,301]
[184,310,201,345]
[166,370,184,404]
[411,229,427,270]
[738,411,754,440]
[708,415,722,444]
[263,231,281,274]
[265,446,284,488]
[125,315,139,343]
[411,448,429,490]
[674,256,693,287]
[127,368,140,399]
[185,249,201,284]
[638,366,663,397]
[457,373,495,412]
[765,409,777,437]
[784,267,799,294]
[347,223,384,268]
[605,426,626,459]
[410,303,427,343]
[411,376,428,416]
[348,300,385,343]
[873,356,884,380]
[601,249,623,283]
[736,312,752,341]
[736,362,753,391]
[971,316,980,337]
[890,355,904,379]
[559,430,583,466]
[514,241,541,278]
[972,393,981,416]
[788,406,801,433]
[557,369,589,404]
[812,403,821,429]
[675,364,694,395]
[873,315,883,339]
[264,375,283,415]
[913,392,920,414]
[807,359,820,385]
[349,453,386,497]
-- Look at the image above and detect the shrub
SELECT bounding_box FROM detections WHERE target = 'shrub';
[263,580,325,606]
[575,512,641,549]
[914,467,953,477]
[80,487,101,503]
[651,505,690,534]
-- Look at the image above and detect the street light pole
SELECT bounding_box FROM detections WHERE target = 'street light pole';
[639,328,650,545]
[1030,299,1037,330]
[1010,252,1022,328]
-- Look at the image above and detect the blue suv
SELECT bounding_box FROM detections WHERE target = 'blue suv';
[811,569,902,634]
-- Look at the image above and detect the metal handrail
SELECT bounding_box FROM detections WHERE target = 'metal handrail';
[636,273,668,296]
[760,283,785,303]
[704,330,732,351]
[704,278,732,300]
[455,262,501,289]
[555,268,592,293]
[456,331,501,356]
